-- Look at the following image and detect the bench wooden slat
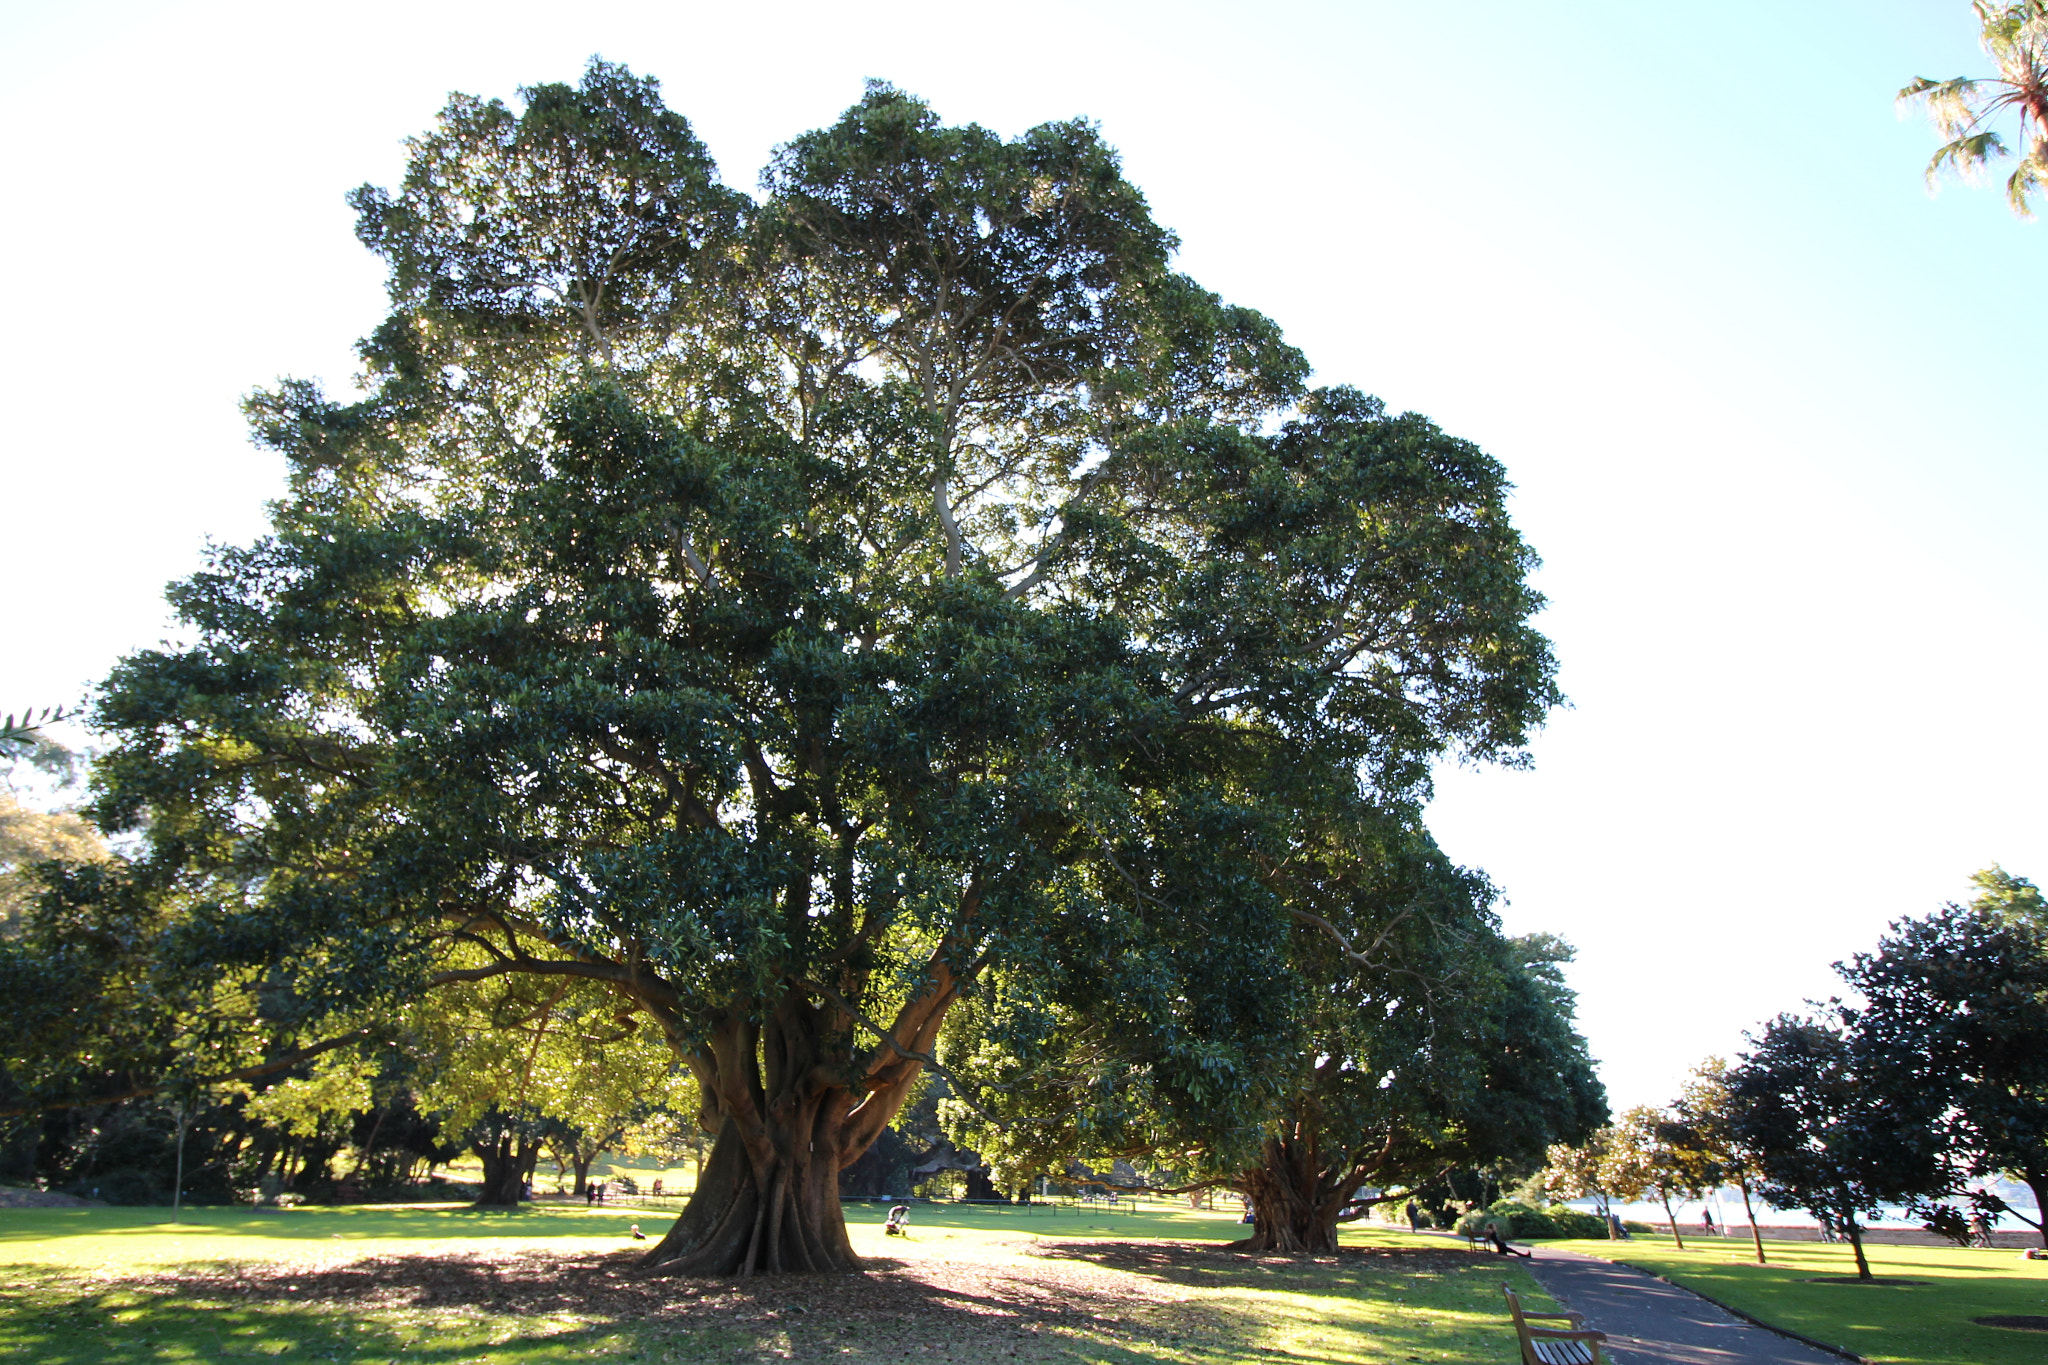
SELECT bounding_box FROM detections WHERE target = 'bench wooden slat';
[1503,1284,1607,1365]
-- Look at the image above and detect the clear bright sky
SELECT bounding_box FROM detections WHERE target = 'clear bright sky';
[4,0,2043,1113]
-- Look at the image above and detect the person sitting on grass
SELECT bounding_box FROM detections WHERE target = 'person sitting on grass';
[884,1203,910,1236]
[1486,1220,1532,1258]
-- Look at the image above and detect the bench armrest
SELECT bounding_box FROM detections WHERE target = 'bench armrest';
[1519,1311,1586,1322]
[1527,1328,1607,1343]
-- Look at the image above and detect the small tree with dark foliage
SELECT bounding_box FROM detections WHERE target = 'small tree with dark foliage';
[1839,870,2048,1247]
[1726,1012,1950,1280]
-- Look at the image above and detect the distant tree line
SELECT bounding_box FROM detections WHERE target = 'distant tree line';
[1540,866,2048,1280]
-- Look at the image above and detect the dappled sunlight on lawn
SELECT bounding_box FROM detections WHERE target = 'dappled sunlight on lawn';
[0,1203,1550,1364]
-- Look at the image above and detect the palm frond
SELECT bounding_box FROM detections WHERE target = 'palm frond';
[1904,4,2048,215]
[1926,131,2011,188]
[2006,148,2048,214]
[1903,78,1998,140]
[1900,75,1982,107]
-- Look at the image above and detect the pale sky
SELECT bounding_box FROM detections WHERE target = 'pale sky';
[4,0,2043,1112]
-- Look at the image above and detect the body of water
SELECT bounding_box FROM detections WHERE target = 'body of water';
[1573,1181,2042,1232]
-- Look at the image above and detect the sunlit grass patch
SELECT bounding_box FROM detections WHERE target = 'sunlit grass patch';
[0,1201,659,1271]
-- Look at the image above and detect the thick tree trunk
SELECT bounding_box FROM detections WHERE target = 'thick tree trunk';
[1231,1134,1346,1255]
[571,1153,593,1197]
[473,1132,537,1207]
[639,990,943,1276]
[640,1115,857,1274]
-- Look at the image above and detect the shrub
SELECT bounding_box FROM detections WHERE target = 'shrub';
[1540,1204,1607,1239]
[1452,1208,1491,1238]
[1454,1199,1605,1240]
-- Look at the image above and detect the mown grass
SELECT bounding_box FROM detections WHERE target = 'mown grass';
[1551,1235,2048,1365]
[0,1203,1551,1363]
[0,1202,648,1268]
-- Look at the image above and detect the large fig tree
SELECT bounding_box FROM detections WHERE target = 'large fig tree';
[80,63,1558,1274]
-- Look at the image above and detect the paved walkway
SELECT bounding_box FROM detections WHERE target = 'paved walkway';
[1523,1244,1850,1365]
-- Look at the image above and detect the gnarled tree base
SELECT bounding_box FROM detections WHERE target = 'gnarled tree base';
[640,1120,857,1276]
[471,1129,541,1209]
[1228,1139,1350,1255]
[1229,1222,1340,1254]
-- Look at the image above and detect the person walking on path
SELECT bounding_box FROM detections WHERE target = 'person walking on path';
[1699,1208,1715,1237]
[1526,1243,1846,1365]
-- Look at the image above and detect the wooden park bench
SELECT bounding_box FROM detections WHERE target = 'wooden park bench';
[1501,1285,1608,1365]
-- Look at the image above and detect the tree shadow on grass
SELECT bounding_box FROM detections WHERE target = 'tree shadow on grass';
[0,1239,1519,1363]
[1029,1238,1479,1281]
[1026,1239,1529,1362]
[0,1245,1206,1364]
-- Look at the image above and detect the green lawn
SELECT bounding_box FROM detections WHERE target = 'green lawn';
[0,1202,1551,1363]
[450,1149,704,1197]
[0,1201,653,1269]
[1551,1235,2048,1365]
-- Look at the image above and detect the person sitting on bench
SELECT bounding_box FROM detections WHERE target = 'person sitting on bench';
[1487,1219,1532,1258]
